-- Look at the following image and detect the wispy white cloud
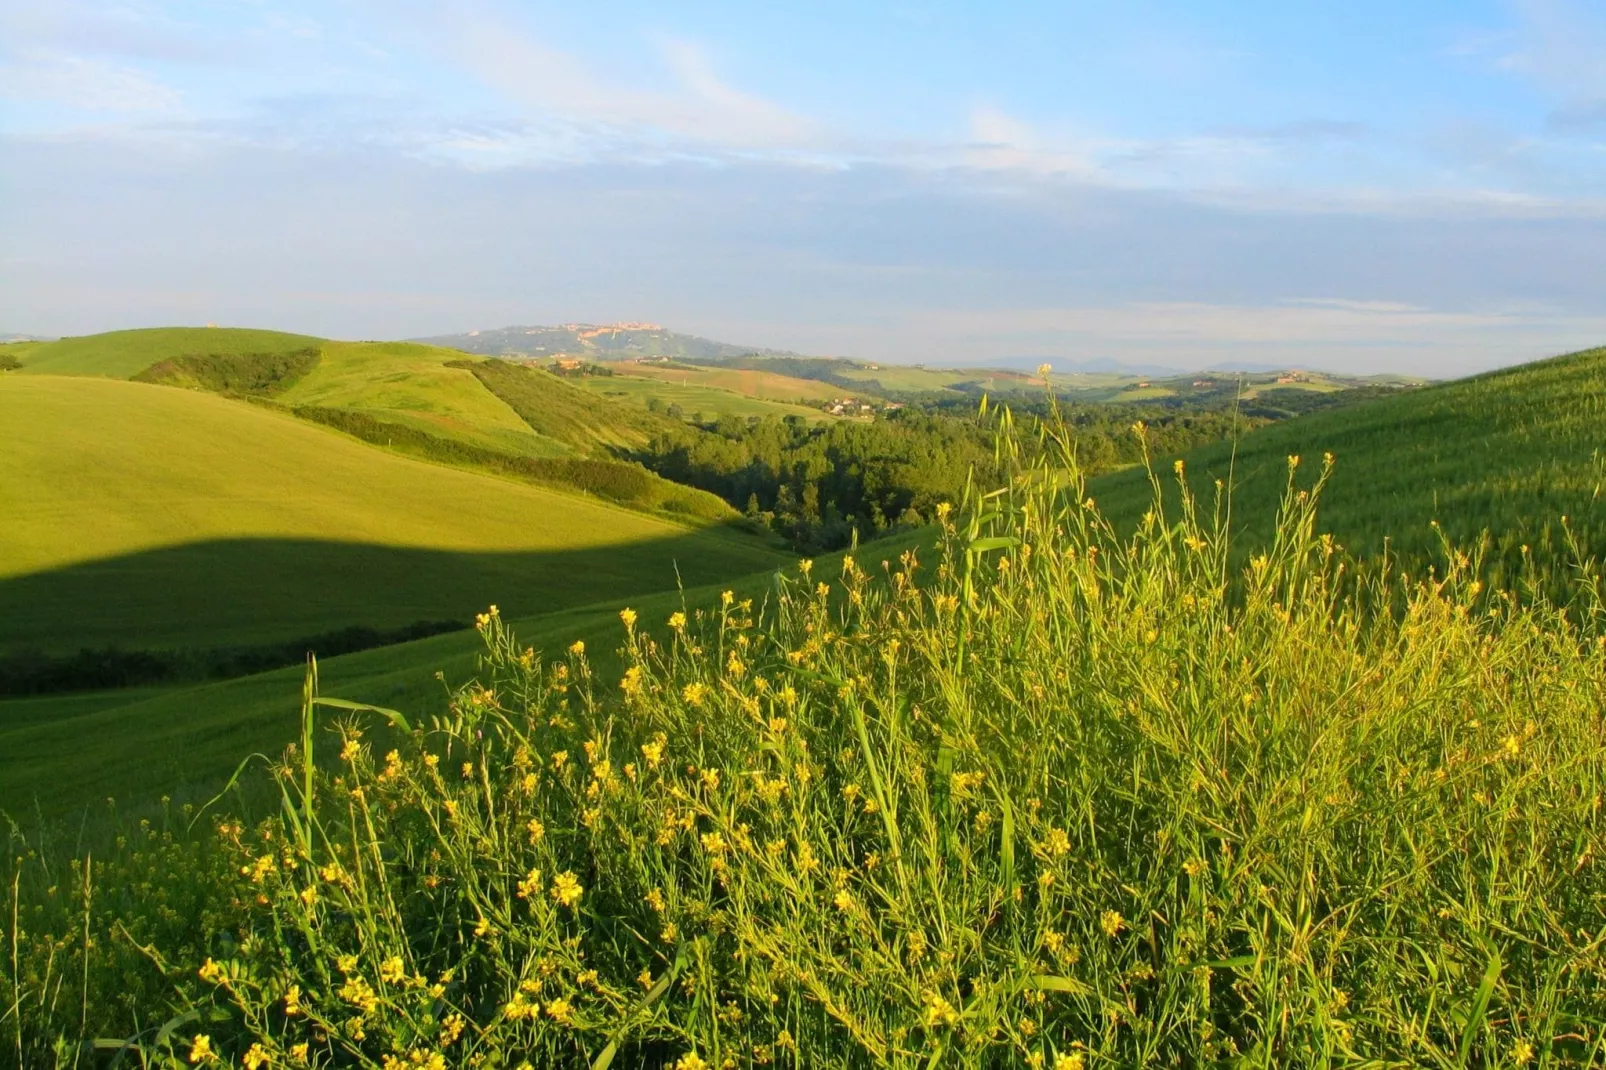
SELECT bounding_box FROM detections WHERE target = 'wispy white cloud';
[962,106,1102,177]
[431,4,816,154]
[900,299,1606,373]
[1497,0,1606,101]
[0,50,182,111]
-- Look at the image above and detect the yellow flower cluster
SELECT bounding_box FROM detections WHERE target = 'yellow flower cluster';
[551,870,583,907]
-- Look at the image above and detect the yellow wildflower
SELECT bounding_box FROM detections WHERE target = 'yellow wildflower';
[669,611,687,630]
[682,681,709,707]
[198,958,223,984]
[620,665,644,696]
[1042,827,1071,857]
[641,734,665,767]
[242,1044,270,1070]
[1055,1054,1085,1070]
[551,870,583,907]
[284,984,302,1015]
[379,956,406,984]
[677,1053,709,1070]
[950,770,984,800]
[545,997,573,1024]
[526,817,545,843]
[517,867,542,900]
[922,990,959,1028]
[188,1034,215,1064]
[569,639,585,656]
[291,1043,309,1063]
[339,974,379,1013]
[620,607,637,628]
[1101,910,1126,938]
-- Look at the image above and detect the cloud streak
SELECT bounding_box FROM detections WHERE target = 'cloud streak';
[0,50,182,112]
[427,4,817,154]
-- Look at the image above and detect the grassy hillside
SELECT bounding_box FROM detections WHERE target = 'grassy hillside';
[0,376,788,656]
[275,341,568,457]
[1088,345,1606,587]
[0,531,917,819]
[13,326,322,379]
[455,357,690,452]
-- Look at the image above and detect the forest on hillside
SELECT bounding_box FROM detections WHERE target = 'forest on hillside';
[639,404,1259,551]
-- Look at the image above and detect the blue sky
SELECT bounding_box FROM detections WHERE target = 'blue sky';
[2,1,1604,373]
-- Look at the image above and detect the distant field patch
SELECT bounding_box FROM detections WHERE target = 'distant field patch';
[621,362,845,403]
[578,369,833,422]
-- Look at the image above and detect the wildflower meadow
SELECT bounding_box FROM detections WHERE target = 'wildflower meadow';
[7,414,1606,1068]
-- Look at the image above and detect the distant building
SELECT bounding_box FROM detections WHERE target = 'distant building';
[555,358,583,371]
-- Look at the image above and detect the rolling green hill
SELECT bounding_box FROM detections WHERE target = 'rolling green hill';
[5,327,750,518]
[7,327,692,460]
[0,531,919,819]
[1088,345,1606,587]
[13,326,323,379]
[0,376,788,657]
[274,340,568,457]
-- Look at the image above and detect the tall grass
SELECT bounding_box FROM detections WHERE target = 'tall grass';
[7,413,1606,1067]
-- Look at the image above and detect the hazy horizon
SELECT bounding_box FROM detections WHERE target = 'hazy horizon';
[3,1,1604,375]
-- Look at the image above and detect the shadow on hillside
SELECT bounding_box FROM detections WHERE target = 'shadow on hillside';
[0,526,789,659]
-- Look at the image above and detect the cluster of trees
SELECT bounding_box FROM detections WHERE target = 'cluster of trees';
[640,411,997,551]
[637,404,1257,552]
[133,347,321,396]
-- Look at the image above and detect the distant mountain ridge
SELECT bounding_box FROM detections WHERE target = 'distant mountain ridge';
[412,323,800,362]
